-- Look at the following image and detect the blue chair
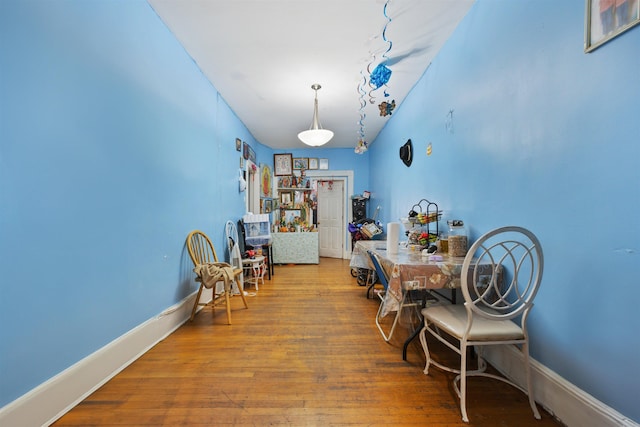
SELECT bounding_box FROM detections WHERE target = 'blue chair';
[368,250,422,342]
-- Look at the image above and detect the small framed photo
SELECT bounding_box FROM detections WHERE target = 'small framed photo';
[284,209,301,225]
[274,153,293,176]
[293,158,309,170]
[243,142,250,160]
[235,138,242,151]
[319,158,329,170]
[280,191,292,206]
[263,199,272,213]
[248,145,256,163]
[308,158,319,170]
[585,0,640,52]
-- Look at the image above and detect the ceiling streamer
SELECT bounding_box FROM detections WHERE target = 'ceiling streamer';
[355,0,395,154]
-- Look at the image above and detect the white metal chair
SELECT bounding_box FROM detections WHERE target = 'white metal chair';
[225,220,265,291]
[419,226,543,422]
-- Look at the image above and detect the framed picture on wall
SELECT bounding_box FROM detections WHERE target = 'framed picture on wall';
[308,158,319,170]
[263,198,272,213]
[280,191,292,206]
[585,0,640,52]
[235,138,242,151]
[319,158,329,170]
[243,142,250,159]
[293,158,309,170]
[274,153,293,176]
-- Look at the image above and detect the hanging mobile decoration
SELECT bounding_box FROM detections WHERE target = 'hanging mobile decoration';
[369,0,393,100]
[354,139,368,154]
[354,0,396,152]
[356,69,368,152]
[378,99,396,117]
[369,63,392,92]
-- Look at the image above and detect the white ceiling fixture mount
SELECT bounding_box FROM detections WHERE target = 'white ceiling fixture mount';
[298,84,334,147]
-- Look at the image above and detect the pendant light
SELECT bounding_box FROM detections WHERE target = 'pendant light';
[298,84,334,147]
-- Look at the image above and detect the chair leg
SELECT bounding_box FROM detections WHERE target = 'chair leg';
[237,280,249,308]
[460,341,469,423]
[224,289,232,325]
[419,324,431,375]
[375,299,402,342]
[190,284,204,321]
[523,342,541,419]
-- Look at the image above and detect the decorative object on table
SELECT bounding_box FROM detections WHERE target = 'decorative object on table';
[308,157,319,169]
[319,158,329,170]
[378,99,396,117]
[235,137,242,151]
[261,164,272,197]
[298,83,334,147]
[386,222,400,254]
[399,139,413,167]
[447,220,468,257]
[293,158,308,170]
[403,198,441,249]
[585,0,640,52]
[274,153,293,176]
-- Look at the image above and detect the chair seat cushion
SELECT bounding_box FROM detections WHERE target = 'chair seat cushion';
[242,255,265,265]
[422,305,523,341]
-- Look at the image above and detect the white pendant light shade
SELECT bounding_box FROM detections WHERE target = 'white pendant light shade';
[297,128,334,147]
[298,84,333,147]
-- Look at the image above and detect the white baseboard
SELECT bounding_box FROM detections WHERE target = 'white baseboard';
[484,346,639,427]
[0,289,210,427]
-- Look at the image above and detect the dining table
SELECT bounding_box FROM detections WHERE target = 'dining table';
[350,239,470,359]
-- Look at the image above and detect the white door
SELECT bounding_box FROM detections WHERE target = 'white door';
[317,180,344,258]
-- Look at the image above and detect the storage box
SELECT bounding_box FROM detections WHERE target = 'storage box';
[243,214,272,246]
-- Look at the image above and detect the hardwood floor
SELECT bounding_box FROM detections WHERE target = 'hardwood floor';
[54,258,563,426]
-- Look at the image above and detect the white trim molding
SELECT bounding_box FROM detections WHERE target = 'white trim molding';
[305,169,354,259]
[485,346,639,427]
[0,289,210,427]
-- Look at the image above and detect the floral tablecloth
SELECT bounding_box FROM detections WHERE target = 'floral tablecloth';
[351,240,466,316]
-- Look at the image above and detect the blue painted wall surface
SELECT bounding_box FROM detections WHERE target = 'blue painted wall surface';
[368,1,639,421]
[0,0,270,406]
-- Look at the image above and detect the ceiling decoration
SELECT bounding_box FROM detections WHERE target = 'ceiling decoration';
[148,0,476,150]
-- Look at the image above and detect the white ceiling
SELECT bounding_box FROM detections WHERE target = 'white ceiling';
[148,0,475,150]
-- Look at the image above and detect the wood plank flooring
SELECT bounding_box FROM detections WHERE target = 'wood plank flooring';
[53,258,563,426]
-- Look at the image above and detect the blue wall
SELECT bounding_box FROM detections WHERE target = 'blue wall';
[368,0,639,421]
[0,0,271,406]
